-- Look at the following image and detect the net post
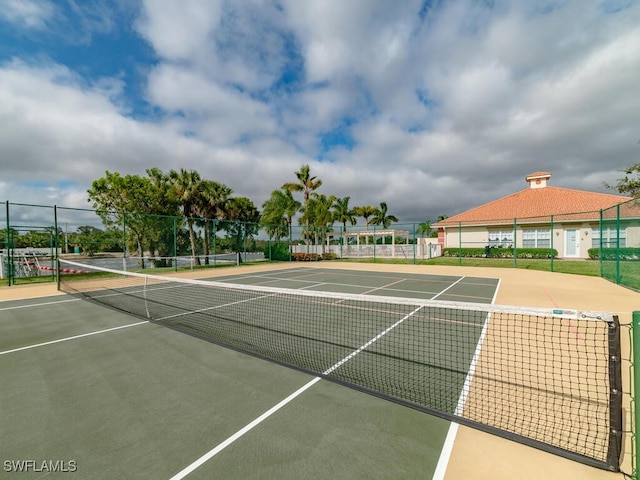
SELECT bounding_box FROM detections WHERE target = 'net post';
[607,315,623,470]
[633,312,640,479]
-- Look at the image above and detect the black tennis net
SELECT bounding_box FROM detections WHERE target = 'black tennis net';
[58,259,622,471]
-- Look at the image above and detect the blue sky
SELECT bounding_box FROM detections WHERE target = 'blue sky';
[1,0,639,223]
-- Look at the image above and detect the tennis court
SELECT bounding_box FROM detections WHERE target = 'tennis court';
[0,263,631,479]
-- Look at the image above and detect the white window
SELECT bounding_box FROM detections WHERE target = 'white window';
[488,230,513,248]
[523,229,551,248]
[592,226,626,248]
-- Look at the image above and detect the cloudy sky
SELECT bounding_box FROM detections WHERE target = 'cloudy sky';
[1,0,639,224]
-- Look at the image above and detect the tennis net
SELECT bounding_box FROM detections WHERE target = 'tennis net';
[58,259,622,471]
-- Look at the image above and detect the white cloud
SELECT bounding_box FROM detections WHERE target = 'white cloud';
[2,0,640,225]
[0,0,56,29]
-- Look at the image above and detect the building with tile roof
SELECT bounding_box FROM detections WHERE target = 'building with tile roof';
[432,172,636,259]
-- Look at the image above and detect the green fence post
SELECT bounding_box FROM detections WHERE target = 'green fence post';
[373,225,376,261]
[122,212,127,271]
[412,223,416,265]
[616,204,621,285]
[213,219,217,268]
[173,216,178,272]
[513,217,517,268]
[5,201,9,286]
[458,222,462,266]
[599,209,603,278]
[550,215,555,273]
[54,205,60,290]
[633,312,640,480]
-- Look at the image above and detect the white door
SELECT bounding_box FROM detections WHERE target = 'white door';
[565,229,579,257]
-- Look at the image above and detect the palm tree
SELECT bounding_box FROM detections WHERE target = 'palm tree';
[371,202,399,229]
[306,193,336,251]
[416,220,434,238]
[261,189,301,241]
[198,180,233,264]
[281,164,322,248]
[332,196,356,244]
[222,197,261,264]
[353,205,377,228]
[169,169,202,265]
[353,205,377,244]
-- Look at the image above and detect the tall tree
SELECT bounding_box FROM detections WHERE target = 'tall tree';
[353,205,378,244]
[371,202,399,229]
[605,164,640,196]
[353,205,377,229]
[197,180,233,264]
[261,189,301,241]
[169,169,203,265]
[88,170,171,267]
[281,164,323,247]
[332,196,356,241]
[220,197,261,264]
[305,193,336,251]
[416,220,434,238]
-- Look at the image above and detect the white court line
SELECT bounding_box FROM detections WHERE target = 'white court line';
[0,298,80,312]
[430,276,465,300]
[169,304,425,480]
[0,321,149,356]
[431,277,502,480]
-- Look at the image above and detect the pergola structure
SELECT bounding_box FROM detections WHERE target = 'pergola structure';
[327,229,411,246]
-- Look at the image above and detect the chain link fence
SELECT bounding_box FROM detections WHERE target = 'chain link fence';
[2,200,637,289]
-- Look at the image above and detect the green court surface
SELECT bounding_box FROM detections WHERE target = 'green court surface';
[1,268,499,479]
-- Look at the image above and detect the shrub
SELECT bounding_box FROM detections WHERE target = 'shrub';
[443,247,558,259]
[264,242,290,261]
[588,247,640,260]
[291,253,322,261]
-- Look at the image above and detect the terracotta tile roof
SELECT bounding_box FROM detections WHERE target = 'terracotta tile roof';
[434,186,632,227]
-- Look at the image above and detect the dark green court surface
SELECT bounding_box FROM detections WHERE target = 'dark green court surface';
[0,267,499,480]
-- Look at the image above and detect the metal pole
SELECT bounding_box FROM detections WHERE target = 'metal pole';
[54,205,60,290]
[173,216,178,272]
[513,217,517,267]
[5,201,10,286]
[632,311,640,480]
[412,223,416,264]
[550,215,555,272]
[616,204,621,284]
[122,212,127,271]
[458,222,462,266]
[599,210,603,278]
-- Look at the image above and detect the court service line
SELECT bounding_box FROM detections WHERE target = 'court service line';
[0,321,149,356]
[430,276,465,300]
[169,304,425,480]
[359,278,406,295]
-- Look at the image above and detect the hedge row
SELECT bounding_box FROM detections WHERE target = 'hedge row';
[291,252,337,261]
[588,247,640,260]
[442,247,558,259]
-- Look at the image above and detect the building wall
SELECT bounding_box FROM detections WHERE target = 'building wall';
[440,222,639,259]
